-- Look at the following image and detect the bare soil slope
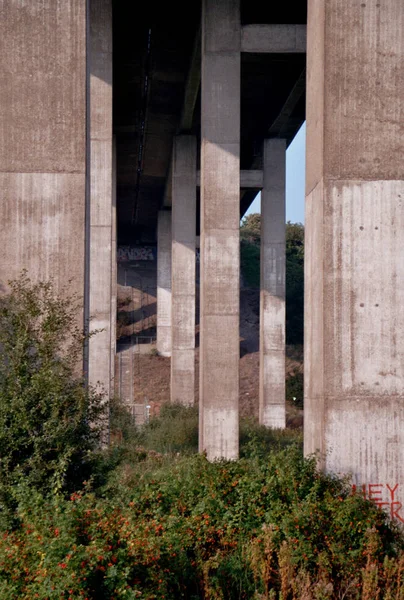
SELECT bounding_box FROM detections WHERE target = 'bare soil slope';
[116,263,303,428]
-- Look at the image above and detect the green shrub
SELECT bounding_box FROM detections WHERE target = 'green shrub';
[110,401,199,456]
[286,371,304,408]
[240,239,260,288]
[239,218,305,344]
[0,442,403,599]
[0,275,106,526]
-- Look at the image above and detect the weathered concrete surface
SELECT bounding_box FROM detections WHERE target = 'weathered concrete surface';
[197,170,263,189]
[0,2,86,300]
[88,0,113,387]
[111,136,117,393]
[171,136,196,405]
[157,211,172,357]
[259,139,286,428]
[87,0,113,394]
[305,0,404,518]
[241,24,306,54]
[200,0,240,460]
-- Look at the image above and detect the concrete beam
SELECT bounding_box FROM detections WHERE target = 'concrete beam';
[305,0,404,520]
[200,0,240,461]
[157,210,172,357]
[197,170,263,189]
[259,139,286,428]
[241,24,306,54]
[164,27,201,208]
[171,136,196,405]
[87,0,114,400]
[179,26,201,132]
[268,68,306,138]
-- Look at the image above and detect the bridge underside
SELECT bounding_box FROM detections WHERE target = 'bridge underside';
[114,1,307,244]
[1,0,404,521]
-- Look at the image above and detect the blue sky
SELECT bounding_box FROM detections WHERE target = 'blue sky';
[244,122,306,224]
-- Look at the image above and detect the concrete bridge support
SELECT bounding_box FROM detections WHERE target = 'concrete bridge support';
[199,0,240,460]
[171,136,197,405]
[305,0,404,513]
[259,139,286,428]
[87,0,114,396]
[0,1,87,301]
[0,0,115,402]
[157,210,172,357]
[111,136,117,394]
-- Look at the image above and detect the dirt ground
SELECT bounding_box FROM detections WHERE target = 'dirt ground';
[128,347,303,429]
[117,269,303,429]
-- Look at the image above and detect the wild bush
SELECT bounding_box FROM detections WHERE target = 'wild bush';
[0,275,106,526]
[1,405,402,599]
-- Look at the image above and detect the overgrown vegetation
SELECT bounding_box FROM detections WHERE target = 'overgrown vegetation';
[1,276,404,599]
[1,407,404,599]
[0,275,106,527]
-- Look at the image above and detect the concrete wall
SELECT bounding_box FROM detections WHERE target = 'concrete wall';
[0,2,86,301]
[305,0,404,519]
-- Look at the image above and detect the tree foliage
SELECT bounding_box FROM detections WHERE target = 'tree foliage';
[240,213,261,244]
[240,215,304,344]
[0,274,106,525]
[285,221,304,344]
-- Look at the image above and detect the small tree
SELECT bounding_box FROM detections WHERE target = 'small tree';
[240,215,305,344]
[285,222,304,344]
[0,274,106,517]
[240,212,261,244]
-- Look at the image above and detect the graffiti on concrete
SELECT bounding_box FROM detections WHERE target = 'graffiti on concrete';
[117,246,201,263]
[118,246,156,262]
[352,483,404,523]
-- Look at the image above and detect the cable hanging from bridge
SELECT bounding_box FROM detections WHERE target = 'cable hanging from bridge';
[131,27,152,226]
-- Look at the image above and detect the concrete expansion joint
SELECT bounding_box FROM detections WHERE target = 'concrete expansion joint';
[0,169,86,175]
[323,395,404,402]
[202,50,240,57]
[172,292,195,299]
[204,227,240,234]
[204,311,239,317]
[324,177,403,184]
[90,50,112,56]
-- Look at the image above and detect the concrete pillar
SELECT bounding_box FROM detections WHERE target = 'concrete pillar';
[171,136,197,405]
[157,211,172,357]
[305,0,404,516]
[87,0,114,397]
[259,139,286,428]
[200,0,240,460]
[111,135,117,393]
[0,3,86,300]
